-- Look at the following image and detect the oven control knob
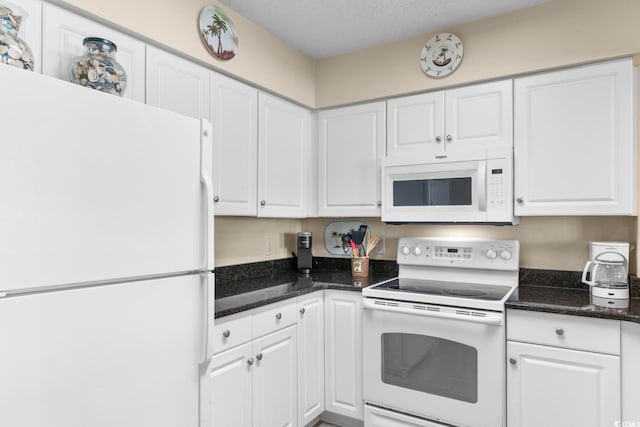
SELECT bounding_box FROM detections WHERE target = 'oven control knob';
[413,247,422,256]
[486,249,498,260]
[500,250,513,261]
[400,246,411,256]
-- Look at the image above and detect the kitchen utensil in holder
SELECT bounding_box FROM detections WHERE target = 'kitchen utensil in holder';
[351,256,369,277]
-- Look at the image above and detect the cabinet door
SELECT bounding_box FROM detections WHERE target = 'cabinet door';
[258,93,311,218]
[41,3,145,102]
[622,322,640,424]
[145,46,209,119]
[12,0,42,73]
[386,91,444,157]
[507,341,620,427]
[253,325,298,427]
[444,79,513,152]
[324,290,363,420]
[201,342,253,427]
[211,72,258,216]
[318,102,386,216]
[514,58,637,215]
[297,293,324,427]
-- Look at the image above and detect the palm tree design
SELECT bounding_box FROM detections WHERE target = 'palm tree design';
[205,14,229,57]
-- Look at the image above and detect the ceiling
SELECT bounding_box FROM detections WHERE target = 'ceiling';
[218,0,554,59]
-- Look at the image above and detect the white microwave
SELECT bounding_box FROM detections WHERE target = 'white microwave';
[381,147,518,224]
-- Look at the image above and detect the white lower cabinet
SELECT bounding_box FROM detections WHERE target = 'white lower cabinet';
[507,310,621,427]
[324,290,363,421]
[297,293,325,426]
[202,300,298,427]
[253,326,298,427]
[621,321,640,424]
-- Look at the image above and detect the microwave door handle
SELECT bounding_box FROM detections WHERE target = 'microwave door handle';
[477,161,487,212]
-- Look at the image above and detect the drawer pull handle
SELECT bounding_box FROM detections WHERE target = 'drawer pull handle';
[300,308,306,315]
[555,328,564,336]
[509,358,517,366]
[247,358,254,366]
[275,313,282,320]
[256,353,263,361]
[222,330,231,338]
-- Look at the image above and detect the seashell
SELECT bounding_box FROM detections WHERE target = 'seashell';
[0,45,7,55]
[110,73,118,83]
[95,66,105,75]
[7,46,20,59]
[87,68,99,82]
[0,6,10,17]
[19,48,30,62]
[8,57,22,68]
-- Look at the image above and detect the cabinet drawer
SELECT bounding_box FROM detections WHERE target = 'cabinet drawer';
[252,299,297,338]
[507,309,620,355]
[211,311,253,355]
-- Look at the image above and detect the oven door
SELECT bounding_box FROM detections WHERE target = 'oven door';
[362,298,505,427]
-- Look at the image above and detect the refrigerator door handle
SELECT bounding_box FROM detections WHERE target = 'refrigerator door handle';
[200,119,214,272]
[200,271,215,363]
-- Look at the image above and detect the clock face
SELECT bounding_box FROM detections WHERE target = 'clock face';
[420,33,463,78]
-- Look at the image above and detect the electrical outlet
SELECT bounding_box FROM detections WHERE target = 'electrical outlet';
[265,238,274,255]
[374,237,385,255]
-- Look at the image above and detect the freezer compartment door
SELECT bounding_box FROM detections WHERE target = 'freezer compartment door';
[0,66,212,293]
[0,274,203,427]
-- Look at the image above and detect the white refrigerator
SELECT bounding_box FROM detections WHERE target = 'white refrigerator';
[0,65,214,427]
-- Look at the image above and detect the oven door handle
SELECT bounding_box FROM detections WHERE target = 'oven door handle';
[363,299,503,325]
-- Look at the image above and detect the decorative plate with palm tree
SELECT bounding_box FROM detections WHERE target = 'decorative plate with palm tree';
[199,5,238,61]
[419,33,463,78]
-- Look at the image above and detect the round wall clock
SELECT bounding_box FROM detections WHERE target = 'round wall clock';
[419,33,463,78]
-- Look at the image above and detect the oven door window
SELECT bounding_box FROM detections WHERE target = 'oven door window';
[392,177,472,206]
[381,333,478,403]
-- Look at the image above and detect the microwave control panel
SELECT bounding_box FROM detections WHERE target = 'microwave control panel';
[486,158,508,209]
[397,237,519,271]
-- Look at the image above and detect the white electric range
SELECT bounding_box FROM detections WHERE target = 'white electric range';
[362,237,519,427]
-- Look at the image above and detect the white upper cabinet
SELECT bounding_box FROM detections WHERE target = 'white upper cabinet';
[145,46,210,119]
[258,93,311,218]
[211,72,258,216]
[41,3,145,102]
[318,102,386,217]
[387,80,512,158]
[514,58,637,216]
[12,0,42,73]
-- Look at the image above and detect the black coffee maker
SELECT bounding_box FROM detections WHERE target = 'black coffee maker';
[297,232,313,274]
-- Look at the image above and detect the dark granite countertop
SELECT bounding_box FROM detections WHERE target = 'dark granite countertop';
[214,261,640,323]
[507,269,640,324]
[214,257,397,318]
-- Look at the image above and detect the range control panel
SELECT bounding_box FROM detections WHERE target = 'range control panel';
[397,237,519,271]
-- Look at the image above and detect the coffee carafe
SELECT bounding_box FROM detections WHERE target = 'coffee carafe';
[582,241,630,299]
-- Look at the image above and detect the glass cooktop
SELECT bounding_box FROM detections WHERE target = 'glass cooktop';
[372,278,513,301]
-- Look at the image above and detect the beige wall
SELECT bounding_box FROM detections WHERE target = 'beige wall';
[63,0,317,106]
[315,0,640,107]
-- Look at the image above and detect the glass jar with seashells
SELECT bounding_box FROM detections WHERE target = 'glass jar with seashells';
[69,37,127,96]
[0,0,34,71]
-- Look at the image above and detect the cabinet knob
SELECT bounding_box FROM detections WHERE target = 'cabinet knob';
[247,357,254,366]
[222,330,230,338]
[509,358,517,366]
[299,308,306,315]
[555,328,564,336]
[446,135,453,142]
[260,200,266,206]
[256,353,263,361]
[435,136,442,144]
[516,197,524,204]
[213,195,220,203]
[275,313,282,320]
[377,201,382,207]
